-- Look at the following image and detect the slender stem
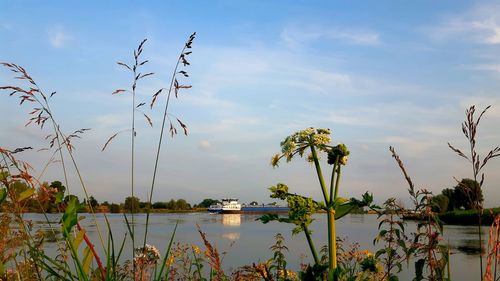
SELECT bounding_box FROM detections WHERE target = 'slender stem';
[329,156,338,205]
[303,225,319,265]
[478,212,483,279]
[328,209,337,270]
[131,60,137,276]
[143,44,187,248]
[310,145,329,204]
[334,165,342,201]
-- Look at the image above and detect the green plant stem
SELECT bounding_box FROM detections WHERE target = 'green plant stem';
[131,68,137,256]
[303,225,320,265]
[478,211,483,280]
[329,156,339,205]
[334,164,342,201]
[328,209,337,271]
[310,145,329,204]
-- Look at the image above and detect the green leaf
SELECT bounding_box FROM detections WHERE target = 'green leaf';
[0,188,7,204]
[55,192,64,204]
[61,197,81,237]
[389,275,399,281]
[334,203,356,220]
[0,261,4,275]
[259,213,279,224]
[18,188,35,201]
[334,197,349,206]
[72,229,86,250]
[0,171,9,181]
[82,246,92,275]
[414,259,425,281]
[375,248,386,258]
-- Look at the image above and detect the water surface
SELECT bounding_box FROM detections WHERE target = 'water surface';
[26,213,487,280]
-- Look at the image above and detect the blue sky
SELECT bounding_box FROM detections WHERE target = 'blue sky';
[1,1,500,207]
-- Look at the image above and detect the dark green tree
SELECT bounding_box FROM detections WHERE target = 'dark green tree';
[431,194,449,213]
[89,196,98,208]
[175,199,190,210]
[439,178,483,211]
[196,198,220,208]
[124,196,140,213]
[50,181,66,194]
[454,178,483,210]
[152,201,167,209]
[109,203,121,213]
[166,199,176,210]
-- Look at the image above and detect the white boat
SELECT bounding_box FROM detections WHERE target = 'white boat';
[208,198,241,213]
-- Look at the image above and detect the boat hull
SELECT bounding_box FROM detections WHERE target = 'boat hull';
[212,207,289,214]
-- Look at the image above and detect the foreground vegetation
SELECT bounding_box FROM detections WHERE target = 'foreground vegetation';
[1,34,500,281]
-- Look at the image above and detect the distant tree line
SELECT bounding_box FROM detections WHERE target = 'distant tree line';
[431,178,483,213]
[0,182,223,214]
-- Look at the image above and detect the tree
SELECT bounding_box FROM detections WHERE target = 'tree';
[175,199,190,210]
[196,198,220,208]
[431,194,449,213]
[50,181,66,194]
[166,199,176,209]
[439,178,483,211]
[89,196,98,208]
[124,196,140,213]
[109,203,121,213]
[454,178,483,210]
[152,202,167,209]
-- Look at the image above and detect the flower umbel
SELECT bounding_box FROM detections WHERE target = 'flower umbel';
[328,143,350,165]
[272,127,332,167]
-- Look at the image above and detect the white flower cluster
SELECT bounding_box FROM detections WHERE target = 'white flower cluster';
[273,127,332,167]
[134,244,161,265]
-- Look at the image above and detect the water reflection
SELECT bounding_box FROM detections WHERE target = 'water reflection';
[222,232,240,240]
[222,214,241,226]
[454,239,482,255]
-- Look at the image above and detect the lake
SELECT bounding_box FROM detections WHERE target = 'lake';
[25,212,488,280]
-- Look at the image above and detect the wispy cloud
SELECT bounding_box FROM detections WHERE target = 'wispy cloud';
[281,24,381,48]
[48,25,70,48]
[430,4,500,44]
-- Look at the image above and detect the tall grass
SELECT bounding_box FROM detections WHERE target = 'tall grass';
[0,33,196,281]
[448,105,500,279]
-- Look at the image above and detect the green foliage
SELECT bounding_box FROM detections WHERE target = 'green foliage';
[439,207,500,225]
[109,203,121,213]
[437,178,482,212]
[124,196,140,213]
[265,127,373,277]
[61,196,82,238]
[0,188,7,205]
[152,201,168,209]
[390,147,450,281]
[373,198,409,280]
[88,196,98,208]
[196,198,220,208]
[431,194,449,214]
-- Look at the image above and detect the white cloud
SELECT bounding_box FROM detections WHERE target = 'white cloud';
[49,26,70,48]
[281,25,381,48]
[430,4,500,44]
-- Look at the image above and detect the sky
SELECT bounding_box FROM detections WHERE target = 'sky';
[1,1,500,207]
